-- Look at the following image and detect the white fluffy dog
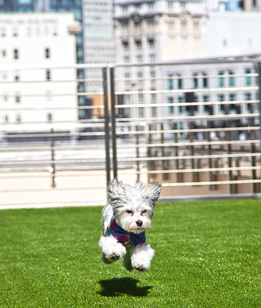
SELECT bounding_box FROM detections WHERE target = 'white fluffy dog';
[99,179,162,272]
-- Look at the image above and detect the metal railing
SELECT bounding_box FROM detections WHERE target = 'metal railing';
[1,59,261,208]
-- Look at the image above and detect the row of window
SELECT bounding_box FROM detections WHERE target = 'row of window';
[124,54,156,63]
[0,48,51,61]
[122,38,155,51]
[0,91,54,103]
[1,69,52,83]
[0,27,58,37]
[167,92,258,114]
[168,69,257,89]
[121,2,155,13]
[2,113,53,124]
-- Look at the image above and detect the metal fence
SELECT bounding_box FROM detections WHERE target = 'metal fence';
[1,59,261,208]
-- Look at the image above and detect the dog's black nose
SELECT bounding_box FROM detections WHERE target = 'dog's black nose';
[136,220,143,227]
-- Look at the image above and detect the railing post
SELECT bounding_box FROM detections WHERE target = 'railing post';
[174,123,182,182]
[50,128,56,188]
[103,67,111,184]
[257,62,261,193]
[136,125,140,183]
[207,121,216,190]
[110,67,117,180]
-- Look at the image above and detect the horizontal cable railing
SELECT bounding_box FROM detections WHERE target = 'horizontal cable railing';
[0,60,261,208]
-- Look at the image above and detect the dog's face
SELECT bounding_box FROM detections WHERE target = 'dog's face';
[107,179,162,234]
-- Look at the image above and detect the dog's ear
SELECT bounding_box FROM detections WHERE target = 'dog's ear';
[139,182,162,208]
[107,178,124,203]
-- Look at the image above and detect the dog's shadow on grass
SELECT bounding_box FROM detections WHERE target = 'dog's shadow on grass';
[98,278,152,297]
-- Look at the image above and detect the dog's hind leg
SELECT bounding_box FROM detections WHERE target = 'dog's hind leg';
[122,248,134,271]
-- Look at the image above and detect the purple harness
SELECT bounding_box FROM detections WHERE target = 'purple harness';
[108,217,146,247]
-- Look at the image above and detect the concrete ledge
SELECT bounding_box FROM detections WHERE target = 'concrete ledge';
[159,193,261,203]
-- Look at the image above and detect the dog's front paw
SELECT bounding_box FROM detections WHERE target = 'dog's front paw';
[99,235,126,263]
[131,244,155,272]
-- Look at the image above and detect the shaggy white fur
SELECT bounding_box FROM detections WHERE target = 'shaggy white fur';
[98,179,162,272]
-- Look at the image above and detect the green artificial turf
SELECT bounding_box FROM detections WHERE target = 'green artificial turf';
[0,200,261,307]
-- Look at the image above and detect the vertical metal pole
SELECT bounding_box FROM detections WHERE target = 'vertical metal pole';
[110,67,117,180]
[188,122,197,183]
[227,120,234,194]
[147,124,154,181]
[103,67,111,184]
[249,103,258,193]
[174,123,182,182]
[257,62,261,193]
[136,125,140,183]
[51,128,56,188]
[207,121,216,190]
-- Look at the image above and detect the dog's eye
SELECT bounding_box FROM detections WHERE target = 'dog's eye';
[142,210,147,214]
[126,210,133,214]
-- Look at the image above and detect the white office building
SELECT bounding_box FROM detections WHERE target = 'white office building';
[0,13,78,133]
[114,0,261,121]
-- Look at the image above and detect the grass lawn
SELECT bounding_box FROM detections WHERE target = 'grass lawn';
[1,200,261,307]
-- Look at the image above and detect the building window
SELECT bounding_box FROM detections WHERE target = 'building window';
[177,75,183,89]
[181,20,187,30]
[15,94,21,103]
[122,41,129,50]
[14,71,20,81]
[203,95,211,113]
[148,38,154,49]
[53,27,58,36]
[245,93,252,112]
[245,69,251,86]
[168,1,174,9]
[148,3,154,10]
[1,28,6,37]
[228,71,235,87]
[202,73,208,88]
[16,114,21,123]
[13,28,18,36]
[124,56,129,63]
[46,69,51,81]
[47,113,53,122]
[46,91,52,102]
[193,74,198,89]
[4,115,8,123]
[135,40,142,50]
[168,97,174,114]
[137,55,142,62]
[151,93,156,103]
[149,54,155,62]
[151,107,157,117]
[45,48,50,58]
[168,77,173,90]
[218,94,225,112]
[14,49,19,59]
[139,107,144,118]
[138,93,143,102]
[178,96,185,113]
[219,72,224,87]
[2,50,6,57]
